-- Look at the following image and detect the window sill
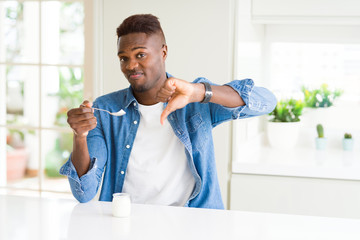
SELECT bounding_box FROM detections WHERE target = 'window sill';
[232,145,360,181]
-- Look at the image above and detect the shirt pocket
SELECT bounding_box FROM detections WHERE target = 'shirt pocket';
[185,113,205,150]
[186,113,203,133]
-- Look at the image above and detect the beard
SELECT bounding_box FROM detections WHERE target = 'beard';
[131,84,148,93]
[128,72,164,93]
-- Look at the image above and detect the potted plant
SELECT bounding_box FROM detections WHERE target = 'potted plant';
[302,84,342,108]
[301,84,343,128]
[267,98,304,149]
[342,133,354,151]
[6,129,28,181]
[315,124,327,150]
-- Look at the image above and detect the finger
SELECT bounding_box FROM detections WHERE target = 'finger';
[68,107,93,116]
[81,100,93,108]
[164,78,177,91]
[69,117,97,130]
[67,114,96,124]
[156,91,171,98]
[160,103,176,125]
[158,86,175,96]
[156,96,170,103]
[74,116,97,126]
[74,121,97,131]
[156,92,173,101]
[156,82,175,102]
[160,108,171,125]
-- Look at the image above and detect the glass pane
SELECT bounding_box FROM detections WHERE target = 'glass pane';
[41,66,83,127]
[0,1,39,63]
[0,65,5,126]
[0,127,6,186]
[5,65,40,127]
[41,130,72,193]
[268,42,360,132]
[41,1,84,65]
[269,43,360,97]
[5,128,39,190]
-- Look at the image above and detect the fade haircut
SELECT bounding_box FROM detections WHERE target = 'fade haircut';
[116,14,166,43]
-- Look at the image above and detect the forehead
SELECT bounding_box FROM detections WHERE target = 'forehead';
[117,32,162,53]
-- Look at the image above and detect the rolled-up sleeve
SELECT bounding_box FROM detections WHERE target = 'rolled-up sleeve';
[59,103,108,203]
[196,78,276,127]
[225,79,277,119]
[59,155,104,203]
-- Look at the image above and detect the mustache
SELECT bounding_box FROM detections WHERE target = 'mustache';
[127,68,143,74]
[127,70,143,77]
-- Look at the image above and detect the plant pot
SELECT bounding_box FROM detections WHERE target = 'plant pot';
[315,138,327,150]
[342,139,354,151]
[267,121,301,149]
[7,148,28,181]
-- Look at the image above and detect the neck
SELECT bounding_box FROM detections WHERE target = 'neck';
[133,91,159,105]
[133,72,167,105]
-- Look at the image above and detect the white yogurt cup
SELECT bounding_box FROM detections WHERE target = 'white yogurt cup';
[112,193,131,218]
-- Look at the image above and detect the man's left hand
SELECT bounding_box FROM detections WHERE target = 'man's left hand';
[156,77,204,125]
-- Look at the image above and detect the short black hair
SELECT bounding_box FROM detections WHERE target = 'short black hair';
[116,14,166,42]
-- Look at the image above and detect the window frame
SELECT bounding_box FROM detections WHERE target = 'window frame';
[0,0,97,196]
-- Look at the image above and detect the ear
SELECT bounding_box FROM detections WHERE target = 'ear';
[162,44,168,60]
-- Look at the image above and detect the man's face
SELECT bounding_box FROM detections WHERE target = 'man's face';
[117,32,167,94]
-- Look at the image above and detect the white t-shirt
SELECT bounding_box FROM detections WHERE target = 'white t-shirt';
[122,102,195,206]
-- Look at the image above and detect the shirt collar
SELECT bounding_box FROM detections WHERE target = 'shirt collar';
[123,87,137,110]
[122,72,173,110]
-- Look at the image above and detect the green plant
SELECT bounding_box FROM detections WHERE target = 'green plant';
[6,3,25,62]
[6,117,35,149]
[45,136,71,178]
[269,98,304,122]
[317,124,324,138]
[45,68,83,178]
[302,84,342,108]
[344,133,352,139]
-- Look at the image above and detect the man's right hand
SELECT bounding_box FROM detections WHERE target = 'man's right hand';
[67,100,97,138]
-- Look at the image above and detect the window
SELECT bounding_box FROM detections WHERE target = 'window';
[265,24,360,136]
[0,0,93,196]
[233,0,360,178]
[266,25,360,100]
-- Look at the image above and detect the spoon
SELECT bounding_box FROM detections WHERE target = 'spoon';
[92,108,126,116]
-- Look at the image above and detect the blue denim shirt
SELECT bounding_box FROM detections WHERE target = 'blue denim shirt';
[60,74,276,209]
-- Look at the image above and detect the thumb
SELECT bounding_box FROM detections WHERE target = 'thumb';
[81,100,93,108]
[160,104,174,125]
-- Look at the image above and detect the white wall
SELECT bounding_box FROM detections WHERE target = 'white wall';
[101,0,235,208]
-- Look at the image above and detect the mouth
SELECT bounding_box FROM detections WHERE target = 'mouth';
[128,72,144,80]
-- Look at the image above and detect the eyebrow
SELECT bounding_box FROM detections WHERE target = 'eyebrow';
[118,46,147,55]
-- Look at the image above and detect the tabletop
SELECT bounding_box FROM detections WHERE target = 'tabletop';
[1,194,360,240]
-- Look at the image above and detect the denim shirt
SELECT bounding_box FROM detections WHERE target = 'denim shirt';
[60,74,276,209]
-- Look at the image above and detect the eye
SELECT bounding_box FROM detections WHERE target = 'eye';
[136,53,146,59]
[119,56,128,62]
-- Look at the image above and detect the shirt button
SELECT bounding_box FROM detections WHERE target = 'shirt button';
[133,120,138,125]
[133,103,137,107]
[126,145,130,149]
[121,171,125,175]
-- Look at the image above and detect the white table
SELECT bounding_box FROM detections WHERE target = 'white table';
[1,194,360,240]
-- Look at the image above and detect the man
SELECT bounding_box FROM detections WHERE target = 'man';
[60,14,276,209]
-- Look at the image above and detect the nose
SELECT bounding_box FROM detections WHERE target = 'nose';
[125,58,139,71]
